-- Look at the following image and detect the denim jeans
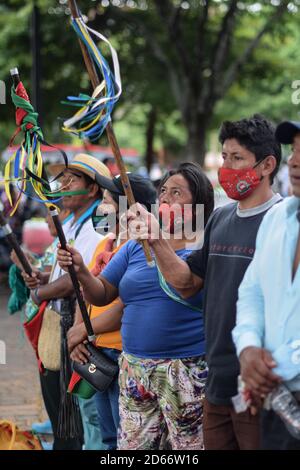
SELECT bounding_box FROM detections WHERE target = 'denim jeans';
[78,395,104,450]
[94,348,121,450]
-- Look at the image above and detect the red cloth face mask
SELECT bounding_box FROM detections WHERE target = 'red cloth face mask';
[218,163,263,200]
[159,203,193,234]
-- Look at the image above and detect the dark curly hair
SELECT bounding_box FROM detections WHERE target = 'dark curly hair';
[219,114,282,183]
[159,162,214,228]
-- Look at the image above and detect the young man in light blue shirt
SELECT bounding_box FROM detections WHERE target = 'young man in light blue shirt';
[233,120,300,449]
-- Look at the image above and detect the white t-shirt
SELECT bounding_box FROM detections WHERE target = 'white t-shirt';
[51,216,103,283]
[50,209,103,316]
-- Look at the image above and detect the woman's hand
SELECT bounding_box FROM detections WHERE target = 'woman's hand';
[70,343,90,364]
[67,322,87,353]
[127,203,160,245]
[57,244,85,274]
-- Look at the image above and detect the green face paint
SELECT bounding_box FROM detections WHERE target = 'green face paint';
[43,189,90,197]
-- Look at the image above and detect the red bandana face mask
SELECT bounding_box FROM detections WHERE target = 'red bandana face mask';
[159,203,193,234]
[218,162,263,201]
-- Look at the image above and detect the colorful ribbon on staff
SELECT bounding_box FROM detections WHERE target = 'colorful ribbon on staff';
[62,15,122,142]
[3,81,69,215]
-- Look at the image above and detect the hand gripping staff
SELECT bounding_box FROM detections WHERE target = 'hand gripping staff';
[66,0,155,267]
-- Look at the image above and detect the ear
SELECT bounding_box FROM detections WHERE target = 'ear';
[261,155,277,178]
[88,182,100,199]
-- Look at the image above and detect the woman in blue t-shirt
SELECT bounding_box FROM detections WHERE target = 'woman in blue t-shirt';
[57,163,214,450]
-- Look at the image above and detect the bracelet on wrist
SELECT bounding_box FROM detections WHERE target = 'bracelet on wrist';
[32,287,42,305]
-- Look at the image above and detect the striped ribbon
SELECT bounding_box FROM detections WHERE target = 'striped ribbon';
[4,82,68,215]
[62,15,122,141]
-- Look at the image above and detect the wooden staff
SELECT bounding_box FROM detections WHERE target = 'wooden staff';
[10,69,84,439]
[10,68,52,192]
[49,207,96,341]
[0,206,32,276]
[3,69,35,277]
[10,68,95,339]
[67,0,155,266]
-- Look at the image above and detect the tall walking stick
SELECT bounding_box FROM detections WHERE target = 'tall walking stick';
[65,0,155,266]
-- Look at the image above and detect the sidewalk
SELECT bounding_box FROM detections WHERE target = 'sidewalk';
[0,283,45,429]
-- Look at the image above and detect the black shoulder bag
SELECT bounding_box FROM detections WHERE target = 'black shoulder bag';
[72,308,119,393]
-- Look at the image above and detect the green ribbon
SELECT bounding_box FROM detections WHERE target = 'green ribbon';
[11,85,44,140]
[43,189,90,197]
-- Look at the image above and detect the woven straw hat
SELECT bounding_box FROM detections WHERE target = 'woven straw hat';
[48,153,111,180]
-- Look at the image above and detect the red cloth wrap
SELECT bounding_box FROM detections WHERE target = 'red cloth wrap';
[23,301,48,373]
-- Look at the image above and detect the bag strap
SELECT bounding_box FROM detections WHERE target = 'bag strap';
[156,263,202,312]
[74,200,100,239]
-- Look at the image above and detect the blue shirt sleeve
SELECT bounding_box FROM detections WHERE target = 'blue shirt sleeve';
[101,241,130,288]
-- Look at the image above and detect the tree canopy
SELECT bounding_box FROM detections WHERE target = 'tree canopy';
[0,0,299,166]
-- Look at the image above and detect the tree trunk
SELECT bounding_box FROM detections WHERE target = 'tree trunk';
[145,107,157,173]
[185,117,207,167]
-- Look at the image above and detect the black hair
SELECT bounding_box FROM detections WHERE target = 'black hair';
[82,173,103,198]
[219,114,282,184]
[159,162,214,227]
[103,157,114,166]
[109,182,157,213]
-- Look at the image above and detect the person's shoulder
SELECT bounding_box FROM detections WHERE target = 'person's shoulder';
[122,239,152,261]
[125,239,141,254]
[216,201,237,213]
[208,202,237,225]
[257,196,292,240]
[113,239,136,258]
[79,218,103,239]
[263,196,290,221]
[94,235,111,254]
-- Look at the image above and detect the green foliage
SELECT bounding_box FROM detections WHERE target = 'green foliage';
[0,0,300,164]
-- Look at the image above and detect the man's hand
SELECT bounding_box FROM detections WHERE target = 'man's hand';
[70,343,90,364]
[240,346,282,397]
[67,322,87,353]
[21,268,42,289]
[127,203,160,245]
[57,244,84,274]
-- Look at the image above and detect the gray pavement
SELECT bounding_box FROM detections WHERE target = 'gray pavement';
[0,281,46,430]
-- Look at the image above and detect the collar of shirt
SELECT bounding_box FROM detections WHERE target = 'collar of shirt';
[69,199,101,228]
[284,196,300,239]
[285,195,300,218]
[236,193,282,218]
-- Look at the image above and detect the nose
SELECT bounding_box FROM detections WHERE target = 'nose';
[222,159,232,169]
[61,173,73,187]
[61,173,68,185]
[159,192,170,205]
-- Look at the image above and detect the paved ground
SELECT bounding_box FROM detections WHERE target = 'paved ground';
[0,279,46,430]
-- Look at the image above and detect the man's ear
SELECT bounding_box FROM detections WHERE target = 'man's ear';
[88,182,100,198]
[261,155,277,177]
